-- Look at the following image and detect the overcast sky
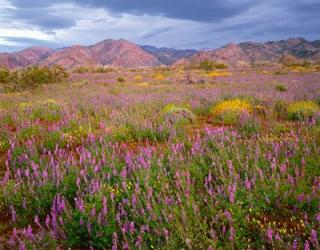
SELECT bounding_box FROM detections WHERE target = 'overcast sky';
[0,0,319,52]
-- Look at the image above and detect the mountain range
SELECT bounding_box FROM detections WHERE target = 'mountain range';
[0,37,319,69]
[189,38,320,66]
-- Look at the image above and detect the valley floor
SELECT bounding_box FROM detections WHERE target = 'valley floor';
[0,67,320,249]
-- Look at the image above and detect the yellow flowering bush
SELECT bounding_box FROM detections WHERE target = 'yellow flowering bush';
[152,73,165,81]
[134,75,143,82]
[211,99,253,124]
[206,71,231,77]
[287,101,319,120]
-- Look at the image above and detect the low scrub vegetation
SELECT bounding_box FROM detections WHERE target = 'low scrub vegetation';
[0,66,319,249]
[0,66,69,92]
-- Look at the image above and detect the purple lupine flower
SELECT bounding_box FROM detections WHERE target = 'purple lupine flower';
[26,225,35,240]
[87,222,92,235]
[304,240,310,250]
[292,239,298,250]
[275,232,281,241]
[135,235,143,247]
[10,206,16,223]
[163,228,169,241]
[90,207,96,217]
[228,183,237,203]
[112,232,118,250]
[129,221,135,234]
[123,241,129,250]
[45,215,51,229]
[19,242,26,250]
[310,229,319,246]
[80,217,84,226]
[229,226,235,242]
[75,197,85,213]
[267,228,273,241]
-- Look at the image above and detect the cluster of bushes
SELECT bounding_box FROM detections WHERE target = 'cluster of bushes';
[73,66,113,74]
[196,60,228,71]
[0,66,69,92]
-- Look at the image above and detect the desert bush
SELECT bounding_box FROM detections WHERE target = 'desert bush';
[43,131,66,151]
[62,120,91,144]
[73,67,90,74]
[239,113,261,137]
[275,84,287,92]
[287,101,319,121]
[211,99,252,124]
[273,100,289,119]
[134,75,143,82]
[197,60,228,71]
[31,100,62,123]
[152,73,165,81]
[198,60,216,71]
[0,68,11,84]
[94,67,113,73]
[2,66,68,92]
[162,104,196,125]
[0,131,10,152]
[215,63,228,69]
[117,77,125,83]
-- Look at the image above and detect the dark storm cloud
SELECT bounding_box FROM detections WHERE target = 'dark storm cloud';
[2,0,320,51]
[10,8,76,29]
[8,0,259,23]
[72,0,258,23]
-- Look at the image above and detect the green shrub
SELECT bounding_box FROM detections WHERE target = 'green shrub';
[0,68,11,84]
[215,63,228,69]
[64,210,116,249]
[287,101,319,121]
[273,100,289,120]
[0,131,10,152]
[275,84,287,92]
[94,67,113,73]
[17,125,42,141]
[2,66,69,92]
[117,77,125,83]
[62,121,91,144]
[31,100,62,123]
[198,60,216,71]
[163,104,196,125]
[239,116,261,137]
[73,67,90,74]
[43,131,66,151]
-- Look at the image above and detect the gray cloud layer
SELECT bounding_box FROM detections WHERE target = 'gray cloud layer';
[0,0,319,51]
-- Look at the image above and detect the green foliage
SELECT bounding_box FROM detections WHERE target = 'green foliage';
[17,125,42,141]
[0,68,11,84]
[43,131,66,151]
[2,66,69,92]
[273,100,289,119]
[197,60,228,71]
[275,84,287,92]
[198,60,216,71]
[117,77,125,83]
[287,101,319,121]
[0,131,10,152]
[31,101,62,123]
[215,63,229,69]
[64,210,116,249]
[239,116,261,137]
[162,104,196,125]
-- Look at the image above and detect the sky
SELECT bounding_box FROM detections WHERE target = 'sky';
[0,0,319,52]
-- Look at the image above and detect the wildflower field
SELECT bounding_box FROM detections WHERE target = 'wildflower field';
[0,66,320,249]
